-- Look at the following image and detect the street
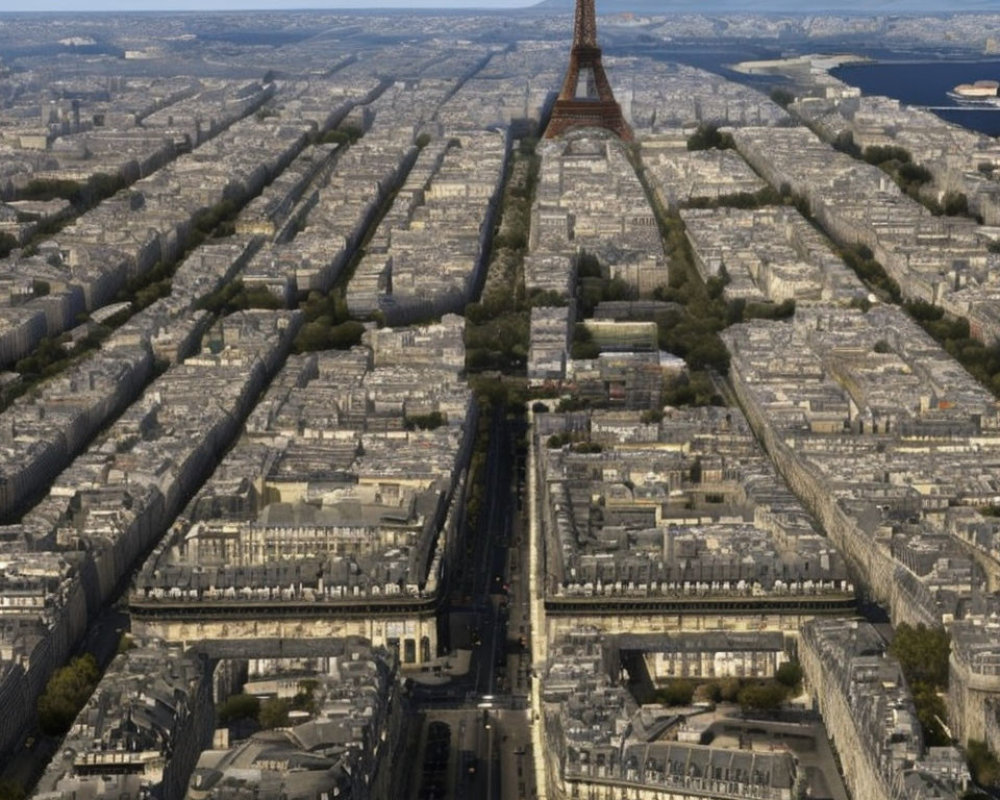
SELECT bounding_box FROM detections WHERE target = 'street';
[408,405,537,800]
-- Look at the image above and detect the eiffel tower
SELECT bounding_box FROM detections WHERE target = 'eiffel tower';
[543,0,632,141]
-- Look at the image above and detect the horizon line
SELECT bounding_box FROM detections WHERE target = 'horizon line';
[0,0,546,11]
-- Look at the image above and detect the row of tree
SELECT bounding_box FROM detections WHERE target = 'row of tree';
[832,132,979,221]
[889,623,951,746]
[650,211,731,380]
[37,654,101,736]
[464,138,540,376]
[7,191,250,412]
[903,298,1000,398]
[838,243,902,303]
[654,660,803,713]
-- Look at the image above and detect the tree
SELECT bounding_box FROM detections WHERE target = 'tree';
[88,172,126,201]
[967,739,1000,788]
[661,372,722,408]
[899,162,933,187]
[684,186,783,211]
[242,287,282,309]
[0,780,25,800]
[576,251,603,278]
[742,299,795,322]
[292,680,317,713]
[37,653,101,735]
[217,693,260,725]
[0,232,17,258]
[571,324,600,360]
[904,299,944,323]
[701,682,723,703]
[687,124,734,152]
[716,678,741,702]
[863,145,912,166]
[195,280,244,314]
[840,244,901,303]
[405,411,445,430]
[705,275,727,300]
[686,338,730,374]
[769,87,795,108]
[832,131,862,158]
[526,289,568,309]
[775,660,803,690]
[19,178,83,203]
[321,129,352,145]
[301,288,350,324]
[294,319,365,353]
[890,623,950,689]
[911,681,949,746]
[258,697,290,729]
[890,623,951,744]
[942,191,970,217]
[464,310,529,374]
[657,680,694,706]
[737,681,787,712]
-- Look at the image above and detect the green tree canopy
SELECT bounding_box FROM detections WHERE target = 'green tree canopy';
[890,623,950,689]
[775,660,803,690]
[737,681,787,712]
[217,693,261,725]
[656,680,694,707]
[687,124,734,152]
[967,739,1000,788]
[769,87,795,108]
[258,697,290,729]
[37,653,100,735]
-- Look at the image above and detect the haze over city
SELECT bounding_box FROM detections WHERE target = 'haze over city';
[1,0,996,12]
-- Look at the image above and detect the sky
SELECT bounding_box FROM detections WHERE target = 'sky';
[0,0,543,10]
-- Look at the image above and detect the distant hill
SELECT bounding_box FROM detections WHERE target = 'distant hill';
[534,0,1000,14]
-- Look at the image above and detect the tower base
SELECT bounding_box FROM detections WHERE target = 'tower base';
[544,98,633,142]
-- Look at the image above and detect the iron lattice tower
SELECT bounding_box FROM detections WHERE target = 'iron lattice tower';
[543,0,632,141]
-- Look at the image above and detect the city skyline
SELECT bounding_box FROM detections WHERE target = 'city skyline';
[0,0,993,13]
[0,0,541,12]
[1,3,1000,799]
